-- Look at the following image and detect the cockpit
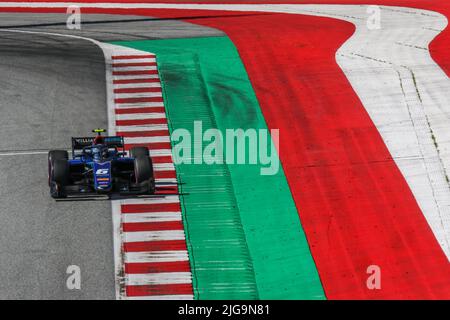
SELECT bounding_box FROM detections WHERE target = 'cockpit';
[83,145,112,161]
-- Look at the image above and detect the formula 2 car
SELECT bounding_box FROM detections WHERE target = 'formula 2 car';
[48,129,155,198]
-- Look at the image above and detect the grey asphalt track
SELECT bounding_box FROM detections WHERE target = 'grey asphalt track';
[0,13,224,41]
[0,13,223,299]
[0,30,112,299]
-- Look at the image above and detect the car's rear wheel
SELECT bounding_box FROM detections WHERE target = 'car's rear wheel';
[49,159,70,198]
[130,146,150,159]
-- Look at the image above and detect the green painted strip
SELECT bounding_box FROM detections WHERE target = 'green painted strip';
[111,37,325,300]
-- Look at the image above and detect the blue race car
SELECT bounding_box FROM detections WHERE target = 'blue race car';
[48,129,155,198]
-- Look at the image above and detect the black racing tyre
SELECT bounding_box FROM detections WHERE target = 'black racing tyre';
[49,181,66,199]
[51,159,70,185]
[130,146,150,159]
[134,156,153,184]
[48,150,69,186]
[48,150,69,163]
[49,159,70,198]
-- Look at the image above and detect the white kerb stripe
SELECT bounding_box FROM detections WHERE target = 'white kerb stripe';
[114,102,165,109]
[122,212,182,223]
[155,182,178,188]
[123,230,186,243]
[125,150,172,157]
[153,163,176,171]
[113,66,157,72]
[149,149,172,157]
[124,251,189,263]
[113,58,156,64]
[115,92,163,98]
[114,74,159,80]
[115,113,166,120]
[124,136,170,144]
[156,178,178,184]
[114,82,161,89]
[125,273,192,286]
[117,124,168,132]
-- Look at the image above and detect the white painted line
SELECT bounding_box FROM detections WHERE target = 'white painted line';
[116,113,166,120]
[122,212,182,223]
[124,136,170,144]
[123,230,186,243]
[125,273,192,286]
[0,150,51,156]
[124,251,189,263]
[115,92,163,99]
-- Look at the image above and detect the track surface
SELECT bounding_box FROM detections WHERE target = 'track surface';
[1,3,450,299]
[0,13,221,299]
[0,31,112,299]
[0,12,223,40]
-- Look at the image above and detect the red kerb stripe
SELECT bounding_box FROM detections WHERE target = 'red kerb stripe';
[115,97,164,104]
[123,240,187,252]
[113,70,158,76]
[125,260,191,274]
[126,283,192,296]
[113,62,157,68]
[154,170,177,179]
[122,202,181,213]
[125,142,172,150]
[114,87,162,94]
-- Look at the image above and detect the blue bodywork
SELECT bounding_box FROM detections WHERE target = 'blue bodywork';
[69,136,135,193]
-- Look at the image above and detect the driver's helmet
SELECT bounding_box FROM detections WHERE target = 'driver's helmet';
[92,146,108,161]
[102,147,109,159]
[93,135,104,145]
[92,146,101,161]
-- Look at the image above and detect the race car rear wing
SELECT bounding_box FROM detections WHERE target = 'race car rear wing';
[71,136,125,155]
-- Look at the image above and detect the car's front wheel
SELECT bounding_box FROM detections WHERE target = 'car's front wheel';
[49,159,70,198]
[48,150,68,187]
[134,155,155,195]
